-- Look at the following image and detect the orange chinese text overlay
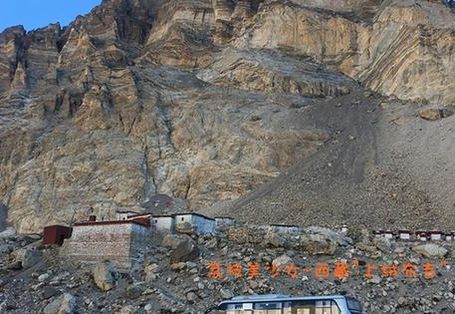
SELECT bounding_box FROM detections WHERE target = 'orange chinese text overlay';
[207,259,448,281]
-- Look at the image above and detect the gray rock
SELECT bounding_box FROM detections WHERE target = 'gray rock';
[300,234,338,255]
[220,288,234,299]
[93,261,118,291]
[170,238,199,263]
[38,273,50,282]
[170,262,186,271]
[307,226,353,246]
[186,291,198,303]
[43,286,59,299]
[0,227,16,239]
[125,283,145,299]
[43,293,76,314]
[368,275,382,284]
[264,231,290,248]
[272,254,293,269]
[162,234,190,249]
[144,263,159,281]
[12,248,42,269]
[413,244,448,258]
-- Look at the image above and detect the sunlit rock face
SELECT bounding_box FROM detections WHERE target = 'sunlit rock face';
[234,0,455,104]
[0,0,454,232]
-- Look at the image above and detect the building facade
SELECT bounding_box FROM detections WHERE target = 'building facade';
[60,219,150,270]
[174,213,216,235]
[152,215,175,233]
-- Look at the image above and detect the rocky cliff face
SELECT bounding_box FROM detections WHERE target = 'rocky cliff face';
[0,0,454,232]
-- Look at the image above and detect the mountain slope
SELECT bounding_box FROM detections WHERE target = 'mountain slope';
[0,0,454,232]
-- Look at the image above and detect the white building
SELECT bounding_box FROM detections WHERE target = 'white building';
[446,232,454,241]
[152,215,175,233]
[174,213,216,235]
[398,230,411,241]
[429,231,443,241]
[382,230,395,239]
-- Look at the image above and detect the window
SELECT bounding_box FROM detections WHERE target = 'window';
[253,302,281,314]
[181,217,184,221]
[225,304,252,314]
[282,302,292,314]
[293,300,340,314]
[346,298,362,312]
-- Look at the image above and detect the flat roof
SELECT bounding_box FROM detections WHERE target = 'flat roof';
[173,212,215,221]
[74,220,149,228]
[128,213,151,218]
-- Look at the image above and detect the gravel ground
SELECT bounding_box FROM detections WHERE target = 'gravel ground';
[210,91,455,230]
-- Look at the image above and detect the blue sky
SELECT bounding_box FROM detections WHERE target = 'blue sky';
[0,0,102,33]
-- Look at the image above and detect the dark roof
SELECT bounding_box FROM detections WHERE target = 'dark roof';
[214,216,235,220]
[173,212,215,221]
[74,220,149,228]
[128,213,151,219]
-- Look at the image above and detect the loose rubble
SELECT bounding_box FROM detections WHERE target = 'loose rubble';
[1,224,455,313]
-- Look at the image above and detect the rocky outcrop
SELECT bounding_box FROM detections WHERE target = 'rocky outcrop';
[43,293,76,314]
[234,0,455,104]
[197,48,355,96]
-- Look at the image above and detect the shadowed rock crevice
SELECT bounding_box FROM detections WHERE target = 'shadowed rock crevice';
[0,202,7,232]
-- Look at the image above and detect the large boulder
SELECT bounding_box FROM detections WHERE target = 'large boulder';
[272,255,294,269]
[162,234,191,249]
[11,248,42,269]
[0,227,16,239]
[418,108,454,121]
[93,261,118,291]
[43,293,76,314]
[413,244,448,258]
[264,230,291,248]
[307,226,353,246]
[175,222,197,235]
[170,238,199,263]
[300,234,338,255]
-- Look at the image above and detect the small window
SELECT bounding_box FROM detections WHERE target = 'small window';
[181,217,184,221]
